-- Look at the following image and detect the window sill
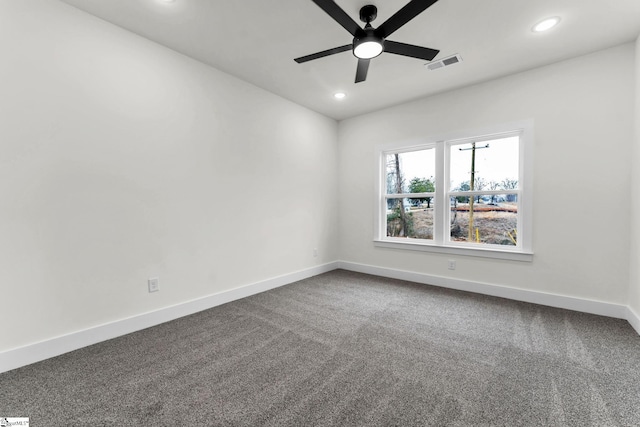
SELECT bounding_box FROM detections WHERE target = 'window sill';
[373,239,533,262]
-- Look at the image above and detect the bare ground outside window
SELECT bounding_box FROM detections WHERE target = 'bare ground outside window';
[388,203,517,245]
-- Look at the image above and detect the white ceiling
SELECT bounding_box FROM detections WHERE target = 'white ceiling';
[59,0,640,120]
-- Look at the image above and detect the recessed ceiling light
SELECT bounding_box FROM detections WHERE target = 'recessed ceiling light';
[334,92,346,100]
[532,17,560,33]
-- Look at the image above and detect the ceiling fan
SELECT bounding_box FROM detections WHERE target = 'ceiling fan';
[294,0,441,83]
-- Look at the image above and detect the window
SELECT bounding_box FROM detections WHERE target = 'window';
[384,147,436,240]
[375,121,533,261]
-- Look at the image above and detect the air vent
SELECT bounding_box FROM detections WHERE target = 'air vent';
[426,54,463,71]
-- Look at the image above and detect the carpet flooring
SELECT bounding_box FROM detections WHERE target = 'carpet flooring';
[2,270,640,426]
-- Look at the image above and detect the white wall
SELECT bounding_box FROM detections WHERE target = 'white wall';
[0,0,338,352]
[338,43,635,305]
[630,36,640,319]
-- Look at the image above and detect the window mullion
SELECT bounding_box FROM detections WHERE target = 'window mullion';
[434,141,446,245]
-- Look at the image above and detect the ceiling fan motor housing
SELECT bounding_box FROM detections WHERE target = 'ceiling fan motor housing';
[353,26,384,59]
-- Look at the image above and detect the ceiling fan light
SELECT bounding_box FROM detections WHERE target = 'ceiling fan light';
[353,39,384,59]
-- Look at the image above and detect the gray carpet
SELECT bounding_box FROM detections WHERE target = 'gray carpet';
[2,270,640,426]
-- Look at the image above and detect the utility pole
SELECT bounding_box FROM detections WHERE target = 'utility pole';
[469,143,476,241]
[459,143,489,242]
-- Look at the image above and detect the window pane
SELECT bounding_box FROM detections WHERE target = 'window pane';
[386,198,433,240]
[449,195,518,246]
[449,136,519,193]
[385,149,435,194]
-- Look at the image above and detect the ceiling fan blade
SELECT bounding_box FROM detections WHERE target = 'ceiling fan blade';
[375,0,439,38]
[384,40,439,61]
[294,44,352,63]
[311,0,362,37]
[355,59,370,83]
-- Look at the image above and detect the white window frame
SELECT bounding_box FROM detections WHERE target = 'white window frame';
[374,120,533,262]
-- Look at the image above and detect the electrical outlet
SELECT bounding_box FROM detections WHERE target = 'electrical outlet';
[447,260,456,270]
[148,277,159,293]
[313,248,318,258]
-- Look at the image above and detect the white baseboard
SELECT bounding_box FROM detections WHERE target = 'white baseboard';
[338,261,629,320]
[0,262,339,374]
[627,306,640,336]
[3,260,637,374]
